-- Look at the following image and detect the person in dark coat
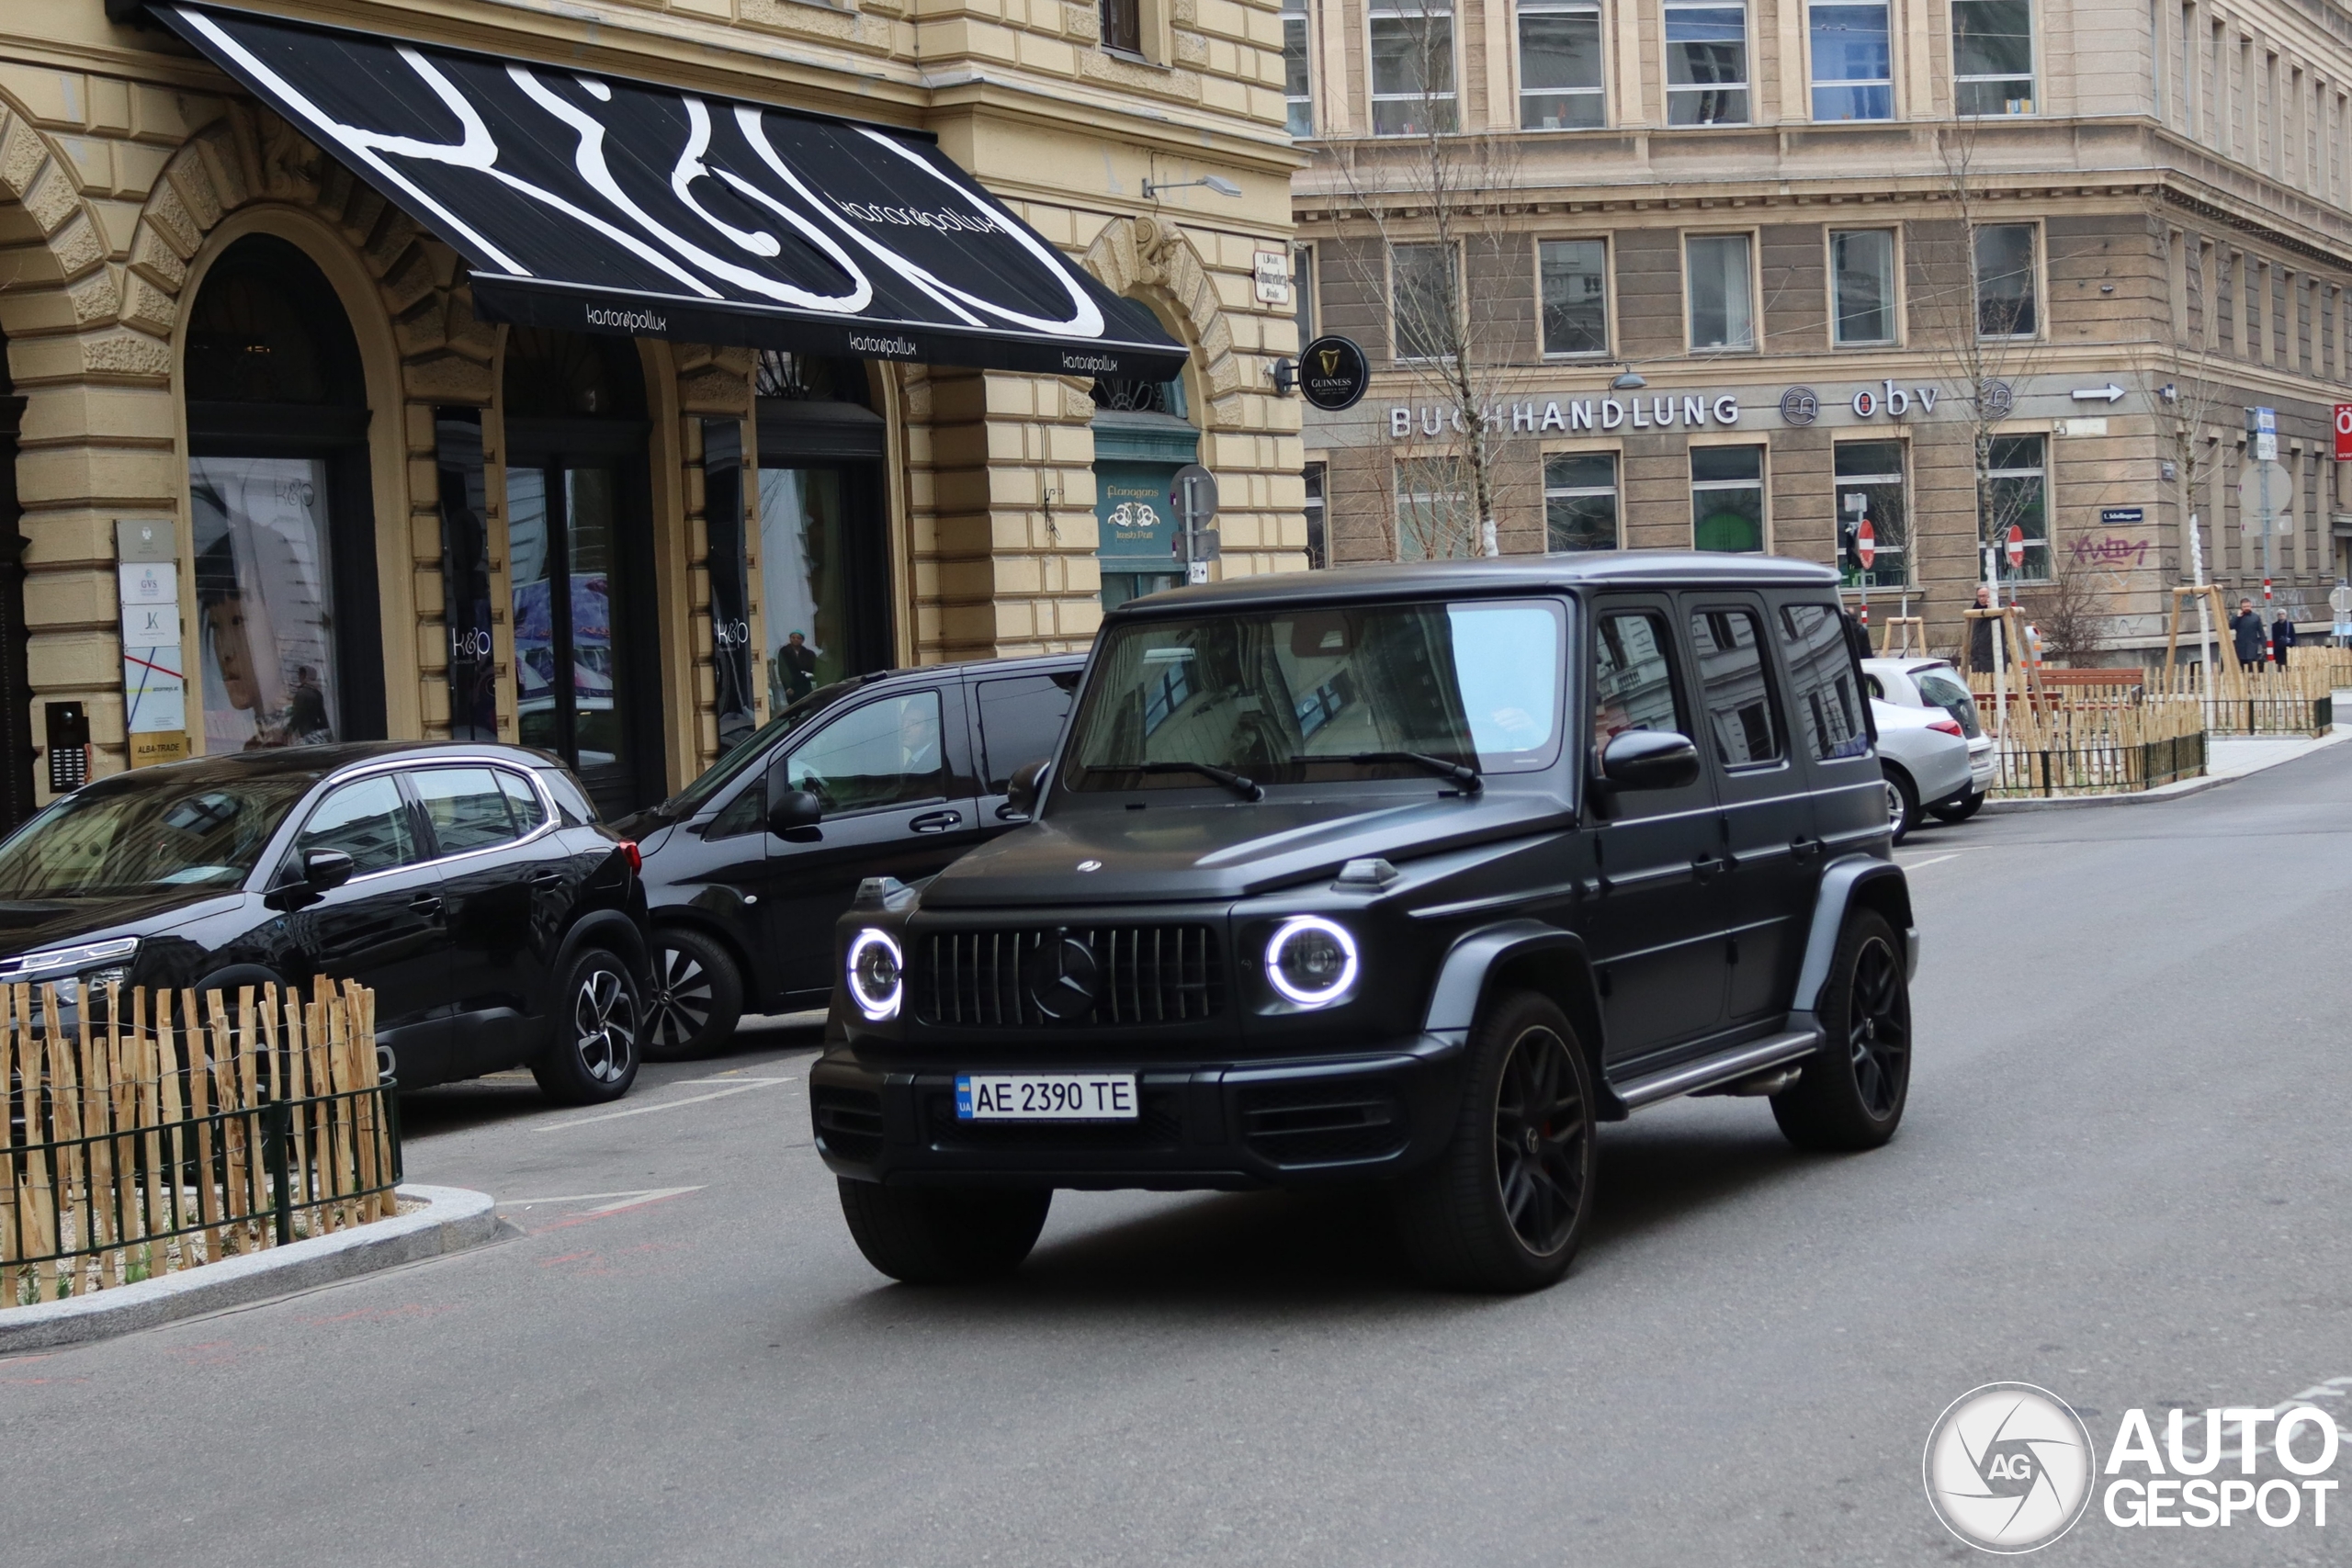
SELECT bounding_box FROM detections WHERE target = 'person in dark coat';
[2271,610,2297,670]
[2230,598,2266,671]
[1967,584,1997,673]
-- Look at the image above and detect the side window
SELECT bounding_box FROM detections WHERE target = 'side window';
[413,767,518,856]
[1687,607,1784,768]
[292,775,418,876]
[707,780,766,839]
[539,769,598,826]
[497,770,547,833]
[782,690,946,814]
[976,674,1077,792]
[1777,602,1871,762]
[1591,610,1688,751]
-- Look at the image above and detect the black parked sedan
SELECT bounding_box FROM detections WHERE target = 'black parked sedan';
[0,742,650,1101]
[619,656,1082,1056]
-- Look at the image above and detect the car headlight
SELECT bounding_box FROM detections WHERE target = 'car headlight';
[845,928,903,1021]
[1264,916,1358,1008]
[1,936,138,984]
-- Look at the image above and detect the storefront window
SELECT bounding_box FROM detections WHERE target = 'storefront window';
[703,420,755,751]
[1545,452,1619,551]
[1690,446,1766,552]
[1834,440,1908,589]
[1983,434,2050,582]
[754,351,890,710]
[190,458,340,750]
[1396,457,1474,558]
[1666,0,1750,125]
[1953,0,2034,115]
[759,468,855,706]
[1685,234,1755,350]
[1520,0,1605,129]
[1305,462,1329,568]
[435,410,496,741]
[1540,239,1610,355]
[1284,0,1314,136]
[1831,230,1897,344]
[1809,0,1892,120]
[1370,0,1458,134]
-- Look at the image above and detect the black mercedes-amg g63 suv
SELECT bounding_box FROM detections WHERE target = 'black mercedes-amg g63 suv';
[810,555,1916,1292]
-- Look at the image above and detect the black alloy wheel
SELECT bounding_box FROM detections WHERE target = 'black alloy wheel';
[641,928,744,1061]
[532,948,642,1105]
[1396,990,1598,1292]
[1771,908,1911,1151]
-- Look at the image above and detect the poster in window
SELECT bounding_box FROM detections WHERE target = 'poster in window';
[189,456,340,751]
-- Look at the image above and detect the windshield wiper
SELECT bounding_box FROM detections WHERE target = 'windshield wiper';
[1115,761,1265,801]
[1346,751,1483,793]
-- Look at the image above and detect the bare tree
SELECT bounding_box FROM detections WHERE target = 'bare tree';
[2017,561,2105,663]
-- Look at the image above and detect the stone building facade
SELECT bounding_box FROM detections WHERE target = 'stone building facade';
[0,0,1306,821]
[1285,0,2352,663]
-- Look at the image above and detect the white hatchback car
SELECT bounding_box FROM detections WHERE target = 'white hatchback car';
[1869,698,1973,843]
[1864,657,1996,821]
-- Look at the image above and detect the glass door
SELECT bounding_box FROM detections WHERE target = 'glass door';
[756,463,888,708]
[507,451,646,812]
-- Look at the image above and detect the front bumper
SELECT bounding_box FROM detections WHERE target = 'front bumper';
[809,1033,1469,1190]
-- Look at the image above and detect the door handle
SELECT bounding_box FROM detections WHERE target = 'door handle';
[1791,836,1825,863]
[529,868,565,886]
[410,891,444,919]
[1690,855,1724,882]
[909,810,963,833]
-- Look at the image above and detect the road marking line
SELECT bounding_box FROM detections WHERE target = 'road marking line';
[497,1186,709,1211]
[680,1076,797,1086]
[1900,852,1961,870]
[531,1079,786,1133]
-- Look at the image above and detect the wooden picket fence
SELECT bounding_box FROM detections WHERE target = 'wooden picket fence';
[1,978,399,1308]
[1962,675,2211,796]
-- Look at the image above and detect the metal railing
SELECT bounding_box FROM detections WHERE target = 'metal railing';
[1991,729,2209,797]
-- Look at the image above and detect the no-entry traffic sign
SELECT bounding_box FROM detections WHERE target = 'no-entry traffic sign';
[2335,403,2352,461]
[1856,519,1876,570]
[2006,525,2026,570]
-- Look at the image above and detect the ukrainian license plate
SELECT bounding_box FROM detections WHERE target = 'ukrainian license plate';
[956,1072,1138,1121]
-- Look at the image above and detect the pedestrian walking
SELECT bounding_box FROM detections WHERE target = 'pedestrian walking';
[2271,609,2297,670]
[2231,598,2266,671]
[1968,584,1997,673]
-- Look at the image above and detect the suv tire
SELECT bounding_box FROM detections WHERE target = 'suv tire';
[1771,909,1910,1151]
[532,948,642,1105]
[1881,764,1920,844]
[837,1180,1051,1284]
[643,927,743,1061]
[1927,786,1984,824]
[1395,991,1597,1293]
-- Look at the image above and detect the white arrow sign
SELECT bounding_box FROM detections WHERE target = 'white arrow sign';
[2071,384,2127,403]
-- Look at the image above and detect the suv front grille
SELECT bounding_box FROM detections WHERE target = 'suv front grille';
[918,925,1226,1027]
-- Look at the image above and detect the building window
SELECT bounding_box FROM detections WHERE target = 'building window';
[1304,461,1329,567]
[1953,0,2034,115]
[1396,457,1473,558]
[1102,0,1143,55]
[1830,229,1896,344]
[1295,243,1317,343]
[1665,0,1750,126]
[1973,222,2039,337]
[1690,446,1766,552]
[1283,0,1314,136]
[1391,241,1460,361]
[1540,238,1610,355]
[1545,452,1619,551]
[1519,0,1605,130]
[1810,0,1892,119]
[1370,0,1458,135]
[1685,233,1755,351]
[1982,434,2049,582]
[1834,439,1908,588]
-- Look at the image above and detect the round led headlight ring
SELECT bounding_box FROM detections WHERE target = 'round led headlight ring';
[1265,916,1359,1008]
[845,928,904,1021]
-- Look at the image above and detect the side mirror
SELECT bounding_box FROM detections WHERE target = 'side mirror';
[301,848,356,891]
[1001,759,1048,820]
[765,757,824,841]
[1600,730,1702,792]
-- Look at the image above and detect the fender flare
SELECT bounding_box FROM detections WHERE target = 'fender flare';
[1421,919,1623,1118]
[1790,855,1916,1017]
[555,909,650,992]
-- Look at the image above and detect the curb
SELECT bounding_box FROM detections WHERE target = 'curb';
[0,1184,497,1355]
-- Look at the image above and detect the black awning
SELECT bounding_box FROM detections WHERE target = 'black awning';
[162,4,1189,379]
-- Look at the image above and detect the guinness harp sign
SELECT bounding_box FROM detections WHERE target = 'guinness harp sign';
[1299,335,1371,412]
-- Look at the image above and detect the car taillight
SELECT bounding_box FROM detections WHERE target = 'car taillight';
[619,839,642,874]
[1928,716,1964,738]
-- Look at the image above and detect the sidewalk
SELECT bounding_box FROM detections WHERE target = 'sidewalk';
[1980,692,2351,813]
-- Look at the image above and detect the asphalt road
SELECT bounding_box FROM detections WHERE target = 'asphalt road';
[10,748,2352,1567]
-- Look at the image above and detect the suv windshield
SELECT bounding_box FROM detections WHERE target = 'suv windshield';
[1067,598,1566,791]
[0,773,318,898]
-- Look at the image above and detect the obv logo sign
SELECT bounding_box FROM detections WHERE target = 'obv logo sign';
[1299,335,1371,412]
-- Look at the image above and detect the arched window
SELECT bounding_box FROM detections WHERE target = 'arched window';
[186,235,381,751]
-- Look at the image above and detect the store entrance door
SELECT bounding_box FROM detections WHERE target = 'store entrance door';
[753,361,892,712]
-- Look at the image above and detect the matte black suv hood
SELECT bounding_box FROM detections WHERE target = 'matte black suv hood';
[919,795,1571,907]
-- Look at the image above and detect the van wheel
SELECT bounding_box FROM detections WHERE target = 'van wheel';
[836,1180,1051,1284]
[1881,764,1920,843]
[1772,909,1910,1152]
[531,948,641,1105]
[1395,992,1597,1293]
[1927,787,1984,824]
[642,928,742,1061]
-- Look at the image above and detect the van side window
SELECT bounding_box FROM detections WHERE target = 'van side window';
[1687,608,1784,769]
[1591,611,1686,751]
[783,690,947,813]
[1777,603,1870,761]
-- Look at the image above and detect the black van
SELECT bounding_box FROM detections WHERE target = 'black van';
[811,556,1917,1292]
[621,657,1083,1055]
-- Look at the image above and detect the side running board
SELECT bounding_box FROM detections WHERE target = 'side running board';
[1610,1028,1825,1111]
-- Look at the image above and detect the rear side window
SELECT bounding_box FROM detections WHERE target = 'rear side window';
[413,767,518,856]
[498,770,548,831]
[1912,670,1983,738]
[1591,611,1686,750]
[293,776,418,875]
[975,673,1076,792]
[1778,604,1870,762]
[540,769,598,826]
[1686,607,1784,769]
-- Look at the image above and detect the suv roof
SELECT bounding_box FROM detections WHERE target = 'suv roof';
[1115,553,1839,617]
[68,739,570,795]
